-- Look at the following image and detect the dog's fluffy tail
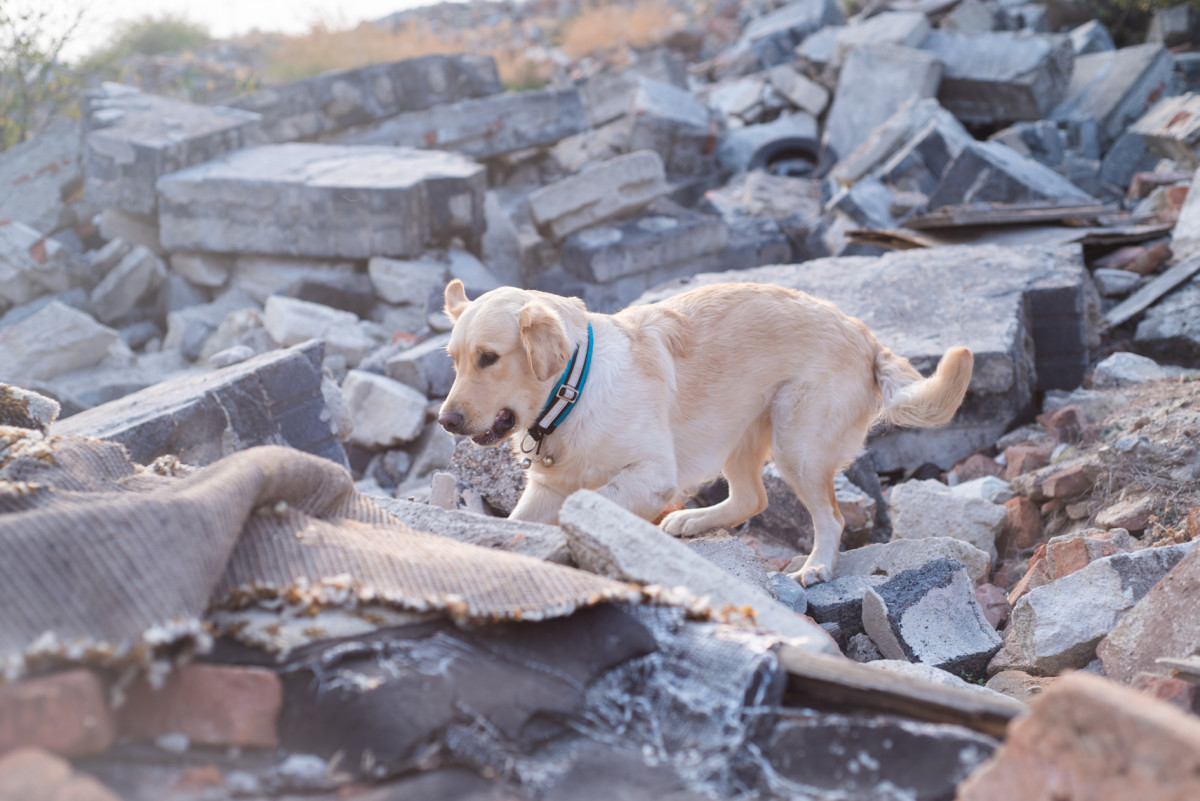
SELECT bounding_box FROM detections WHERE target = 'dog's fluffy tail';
[875,346,973,428]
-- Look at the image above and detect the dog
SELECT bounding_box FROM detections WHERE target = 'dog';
[437,279,972,586]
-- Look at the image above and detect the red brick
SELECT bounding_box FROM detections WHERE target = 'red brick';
[1041,464,1094,499]
[0,670,114,758]
[117,664,281,749]
[1164,183,1190,212]
[1130,673,1200,715]
[1002,443,1051,481]
[1036,405,1082,444]
[1047,535,1090,579]
[975,583,1012,628]
[1003,496,1044,552]
[952,453,1004,482]
[1008,543,1050,605]
[1124,241,1172,276]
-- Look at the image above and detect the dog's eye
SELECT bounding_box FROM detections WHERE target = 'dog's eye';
[477,352,499,368]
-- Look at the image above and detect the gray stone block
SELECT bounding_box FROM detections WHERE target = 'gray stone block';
[527,150,669,243]
[1134,276,1200,362]
[831,11,931,67]
[0,118,80,235]
[83,83,261,216]
[890,479,1005,563]
[0,300,118,384]
[157,144,486,260]
[928,140,1095,208]
[384,333,454,398]
[341,369,427,449]
[1050,43,1175,150]
[686,535,773,596]
[806,574,888,646]
[862,558,1002,678]
[0,219,77,309]
[328,87,587,160]
[0,383,60,431]
[1131,92,1200,170]
[51,340,347,468]
[1069,20,1115,55]
[922,30,1075,125]
[829,97,947,185]
[836,537,992,586]
[89,245,166,326]
[229,54,502,143]
[879,113,974,195]
[626,78,718,178]
[368,256,447,307]
[768,572,807,612]
[738,0,845,68]
[824,44,942,161]
[263,295,379,367]
[578,50,688,127]
[1099,132,1158,191]
[163,290,259,362]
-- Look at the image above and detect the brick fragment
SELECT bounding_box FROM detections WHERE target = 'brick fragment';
[1041,464,1094,499]
[1002,443,1051,481]
[1003,496,1044,552]
[1036,405,1082,444]
[0,670,114,758]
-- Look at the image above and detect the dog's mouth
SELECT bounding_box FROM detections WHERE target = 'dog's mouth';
[471,408,516,446]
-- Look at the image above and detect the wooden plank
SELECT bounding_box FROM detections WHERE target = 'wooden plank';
[777,644,1025,739]
[906,201,1120,230]
[1104,253,1200,328]
[1157,655,1200,683]
[844,228,936,250]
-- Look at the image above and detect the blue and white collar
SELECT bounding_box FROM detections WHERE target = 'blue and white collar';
[520,322,593,466]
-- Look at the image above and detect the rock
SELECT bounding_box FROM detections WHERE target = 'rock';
[446,437,525,516]
[845,632,882,662]
[890,479,1005,563]
[372,496,568,563]
[0,670,115,757]
[686,535,773,596]
[1036,404,1082,444]
[928,140,1096,208]
[823,44,942,160]
[384,333,454,398]
[950,476,1014,505]
[578,50,688,127]
[0,119,80,235]
[862,558,1002,678]
[1092,267,1141,297]
[559,490,837,651]
[340,370,427,449]
[82,83,261,216]
[834,537,992,585]
[157,144,487,259]
[397,423,457,497]
[1098,544,1200,684]
[263,295,377,367]
[0,748,121,801]
[765,65,829,116]
[735,0,844,70]
[97,207,162,254]
[1000,541,1196,675]
[0,384,60,431]
[764,713,997,800]
[1069,20,1115,55]
[1091,351,1168,387]
[626,78,719,178]
[169,251,231,289]
[1100,131,1159,191]
[116,664,281,748]
[1039,462,1097,500]
[984,669,1055,701]
[367,255,447,307]
[1147,4,1199,46]
[768,572,807,612]
[527,151,669,242]
[0,219,78,309]
[1003,496,1044,552]
[805,574,888,646]
[831,11,931,67]
[876,111,974,195]
[866,659,1011,698]
[89,245,166,326]
[52,340,347,467]
[163,289,258,363]
[957,672,1200,801]
[1094,496,1155,532]
[229,54,502,143]
[1131,673,1200,714]
[976,583,1013,628]
[0,301,119,384]
[210,345,255,368]
[1050,44,1174,150]
[330,87,587,160]
[1134,275,1200,363]
[829,97,946,185]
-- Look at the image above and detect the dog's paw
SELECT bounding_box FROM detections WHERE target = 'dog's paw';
[787,559,832,588]
[660,508,716,538]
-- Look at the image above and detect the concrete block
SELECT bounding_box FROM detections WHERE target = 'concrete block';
[832,11,931,67]
[263,295,378,367]
[878,113,974,194]
[835,537,992,586]
[928,140,1096,208]
[229,54,502,143]
[737,0,845,69]
[0,670,115,757]
[384,333,454,398]
[231,255,357,305]
[169,252,231,289]
[83,83,261,216]
[163,289,259,362]
[341,369,427,449]
[578,50,688,127]
[940,0,997,33]
[890,479,1005,563]
[0,219,77,309]
[685,535,774,596]
[0,383,60,431]
[96,208,161,254]
[527,150,669,242]
[88,245,166,325]
[0,301,118,383]
[1069,20,1115,55]
[367,256,447,307]
[157,144,487,259]
[1091,351,1168,387]
[922,30,1075,125]
[766,65,829,116]
[51,340,347,467]
[824,44,942,162]
[1134,276,1200,363]
[328,87,587,160]
[829,97,946,185]
[863,558,1002,678]
[625,78,718,178]
[1129,93,1200,169]
[0,118,80,235]
[806,574,888,646]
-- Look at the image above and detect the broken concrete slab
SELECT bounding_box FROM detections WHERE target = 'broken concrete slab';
[686,535,774,596]
[626,79,719,178]
[806,574,888,647]
[1134,275,1200,362]
[835,537,992,586]
[328,87,587,160]
[527,151,669,242]
[765,65,829,116]
[371,497,569,563]
[922,30,1075,125]
[831,11,931,67]
[157,144,487,259]
[51,340,347,467]
[877,112,974,195]
[0,118,81,235]
[367,256,445,307]
[340,370,427,449]
[823,44,942,163]
[230,255,358,305]
[559,489,837,652]
[862,558,1003,678]
[263,295,378,367]
[89,245,166,326]
[829,97,948,186]
[1050,43,1175,150]
[0,301,119,384]
[928,140,1096,209]
[1069,20,1115,56]
[1130,93,1200,170]
[735,0,845,69]
[0,219,78,309]
[384,333,454,398]
[229,54,502,143]
[83,83,261,217]
[890,479,1006,563]
[169,252,231,290]
[578,50,689,127]
[1000,541,1196,675]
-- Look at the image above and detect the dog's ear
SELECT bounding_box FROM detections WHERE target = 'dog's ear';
[444,279,469,322]
[519,301,571,382]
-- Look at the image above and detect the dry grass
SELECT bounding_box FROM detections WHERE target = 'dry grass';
[558,0,680,59]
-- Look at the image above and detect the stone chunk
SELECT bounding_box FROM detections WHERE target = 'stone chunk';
[229,54,502,143]
[1131,93,1200,170]
[862,558,1002,678]
[371,496,568,563]
[877,112,974,195]
[1003,541,1196,675]
[686,535,773,595]
[116,664,281,748]
[957,672,1200,801]
[384,333,454,398]
[0,384,60,431]
[928,140,1096,208]
[263,295,377,366]
[157,144,487,259]
[834,537,991,585]
[558,490,837,651]
[51,340,347,467]
[83,83,261,216]
[1050,43,1174,150]
[922,30,1075,125]
[626,79,718,178]
[528,151,669,242]
[1090,351,1168,387]
[1134,275,1200,363]
[0,118,80,235]
[340,370,427,449]
[766,65,829,116]
[0,670,115,757]
[831,11,930,67]
[805,574,888,646]
[829,97,947,185]
[367,256,447,307]
[0,219,76,309]
[890,479,1006,563]
[89,245,165,325]
[1069,20,1115,55]
[736,0,844,68]
[330,87,587,160]
[0,301,118,384]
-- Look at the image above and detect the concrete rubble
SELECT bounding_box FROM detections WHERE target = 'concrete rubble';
[4,0,1200,797]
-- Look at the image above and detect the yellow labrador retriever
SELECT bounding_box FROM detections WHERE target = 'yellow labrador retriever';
[437,279,972,586]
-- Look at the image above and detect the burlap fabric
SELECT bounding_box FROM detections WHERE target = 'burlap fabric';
[0,427,639,679]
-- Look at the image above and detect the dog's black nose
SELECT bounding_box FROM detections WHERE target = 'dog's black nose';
[438,410,465,434]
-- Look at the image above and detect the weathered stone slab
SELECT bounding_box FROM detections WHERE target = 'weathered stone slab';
[736,0,844,69]
[578,50,688,127]
[0,219,77,309]
[766,65,830,116]
[51,340,347,467]
[831,11,931,67]
[877,112,974,195]
[157,144,486,259]
[1134,275,1200,362]
[340,369,427,449]
[626,79,718,178]
[0,383,60,431]
[890,479,1005,563]
[371,497,569,563]
[835,537,992,586]
[829,97,946,185]
[806,574,888,646]
[328,87,587,160]
[527,150,669,242]
[1069,20,1115,55]
[384,332,455,398]
[1132,92,1200,171]
[0,119,80,235]
[686,535,774,596]
[1050,43,1174,150]
[263,295,378,366]
[89,245,166,326]
[367,255,447,307]
[229,54,502,143]
[928,140,1096,208]
[0,301,118,384]
[921,31,1075,125]
[83,83,261,216]
[638,244,1096,470]
[824,44,942,162]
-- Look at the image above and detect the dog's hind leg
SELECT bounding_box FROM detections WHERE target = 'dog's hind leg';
[661,417,771,538]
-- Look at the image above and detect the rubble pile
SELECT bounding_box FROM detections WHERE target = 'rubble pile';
[3,0,1200,798]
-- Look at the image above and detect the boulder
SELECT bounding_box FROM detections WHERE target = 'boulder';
[625,78,719,178]
[367,256,447,307]
[1090,351,1168,387]
[890,479,1006,563]
[0,301,119,384]
[527,151,669,242]
[385,333,455,398]
[340,370,427,449]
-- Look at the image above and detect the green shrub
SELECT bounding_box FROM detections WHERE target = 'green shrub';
[111,12,211,56]
[0,4,82,150]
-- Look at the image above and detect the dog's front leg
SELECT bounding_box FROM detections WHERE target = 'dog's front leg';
[596,457,678,522]
[509,479,568,525]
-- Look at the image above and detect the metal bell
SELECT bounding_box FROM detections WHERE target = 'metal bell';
[520,457,532,470]
[543,456,554,467]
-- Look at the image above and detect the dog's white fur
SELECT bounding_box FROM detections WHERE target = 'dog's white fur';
[439,279,973,586]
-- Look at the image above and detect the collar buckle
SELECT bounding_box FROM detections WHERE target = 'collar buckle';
[555,384,580,403]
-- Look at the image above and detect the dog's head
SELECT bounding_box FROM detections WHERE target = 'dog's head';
[437,279,584,447]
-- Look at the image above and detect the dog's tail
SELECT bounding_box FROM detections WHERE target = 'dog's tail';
[874,346,973,428]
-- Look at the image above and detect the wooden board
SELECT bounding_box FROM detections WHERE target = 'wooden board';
[905,201,1121,230]
[1104,253,1200,328]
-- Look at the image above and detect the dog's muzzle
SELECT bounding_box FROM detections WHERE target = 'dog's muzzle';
[449,408,516,446]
